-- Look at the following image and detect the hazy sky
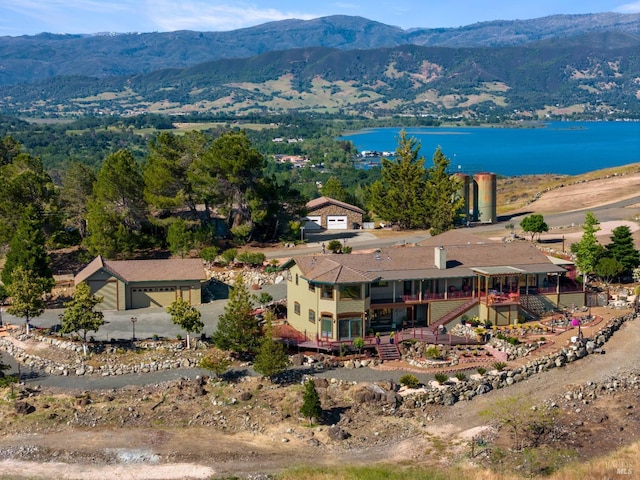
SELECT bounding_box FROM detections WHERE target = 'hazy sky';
[2,0,640,36]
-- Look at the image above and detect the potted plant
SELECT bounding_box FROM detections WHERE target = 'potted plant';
[389,331,395,344]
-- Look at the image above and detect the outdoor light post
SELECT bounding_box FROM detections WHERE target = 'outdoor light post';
[300,226,305,242]
[130,317,137,342]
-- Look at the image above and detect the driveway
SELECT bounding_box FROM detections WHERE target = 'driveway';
[1,282,287,343]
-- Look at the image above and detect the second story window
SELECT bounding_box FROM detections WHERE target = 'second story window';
[339,285,362,300]
[294,302,301,315]
[321,285,333,299]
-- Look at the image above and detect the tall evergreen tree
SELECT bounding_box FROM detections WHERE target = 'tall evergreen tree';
[167,219,195,258]
[191,131,265,232]
[60,282,104,356]
[59,161,97,238]
[85,149,146,258]
[6,266,47,334]
[143,131,205,217]
[1,205,53,291]
[605,225,639,274]
[212,275,261,356]
[570,212,605,282]
[0,151,57,244]
[367,130,429,229]
[426,147,463,235]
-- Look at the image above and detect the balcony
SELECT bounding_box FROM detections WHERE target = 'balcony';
[371,290,474,306]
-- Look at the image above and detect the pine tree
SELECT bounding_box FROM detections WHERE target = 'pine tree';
[1,205,53,291]
[60,282,104,356]
[167,298,204,349]
[606,225,640,274]
[426,147,463,235]
[212,275,261,356]
[367,130,430,229]
[167,219,195,258]
[570,212,605,282]
[6,266,47,334]
[253,312,289,379]
[300,379,322,426]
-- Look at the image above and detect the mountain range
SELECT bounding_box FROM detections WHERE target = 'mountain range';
[1,13,639,118]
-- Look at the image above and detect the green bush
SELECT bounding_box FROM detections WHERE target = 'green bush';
[454,372,467,381]
[237,251,266,266]
[220,248,237,265]
[424,346,441,359]
[399,373,419,388]
[326,240,342,253]
[507,337,520,346]
[492,361,507,371]
[434,373,449,384]
[477,367,487,375]
[199,246,219,262]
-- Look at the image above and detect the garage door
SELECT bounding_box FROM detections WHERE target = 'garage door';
[131,287,176,309]
[89,280,118,311]
[327,215,348,230]
[306,216,321,227]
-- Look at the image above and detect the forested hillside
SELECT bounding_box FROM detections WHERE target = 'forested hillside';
[1,13,639,86]
[2,33,639,118]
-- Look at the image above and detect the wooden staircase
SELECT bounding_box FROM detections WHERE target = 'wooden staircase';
[430,297,479,331]
[377,343,401,361]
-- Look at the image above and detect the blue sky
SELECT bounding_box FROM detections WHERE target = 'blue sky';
[2,0,640,36]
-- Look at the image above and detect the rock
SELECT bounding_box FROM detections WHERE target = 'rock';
[239,391,253,401]
[476,384,492,395]
[327,426,350,441]
[15,401,35,415]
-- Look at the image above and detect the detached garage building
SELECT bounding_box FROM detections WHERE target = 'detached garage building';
[305,196,364,230]
[75,256,207,311]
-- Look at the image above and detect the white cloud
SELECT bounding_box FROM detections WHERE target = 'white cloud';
[615,1,640,13]
[145,1,320,32]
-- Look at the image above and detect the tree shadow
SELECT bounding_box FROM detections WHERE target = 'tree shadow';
[323,406,351,426]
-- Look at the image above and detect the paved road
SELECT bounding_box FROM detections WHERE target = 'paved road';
[2,193,639,390]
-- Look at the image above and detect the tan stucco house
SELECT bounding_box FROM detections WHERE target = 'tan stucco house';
[304,196,364,230]
[75,256,207,310]
[283,231,583,342]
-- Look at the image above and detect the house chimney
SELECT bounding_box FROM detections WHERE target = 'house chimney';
[434,246,446,270]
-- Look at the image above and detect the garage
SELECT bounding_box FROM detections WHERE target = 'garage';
[131,287,177,309]
[304,215,322,230]
[88,280,118,311]
[327,215,348,230]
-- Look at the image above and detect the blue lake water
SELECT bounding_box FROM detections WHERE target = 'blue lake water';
[340,121,640,176]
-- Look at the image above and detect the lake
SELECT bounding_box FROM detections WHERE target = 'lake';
[340,121,640,176]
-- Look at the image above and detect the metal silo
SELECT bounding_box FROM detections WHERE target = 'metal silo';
[468,176,478,222]
[474,172,497,224]
[454,173,470,224]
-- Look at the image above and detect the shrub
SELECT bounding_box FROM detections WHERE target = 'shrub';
[399,374,419,388]
[327,240,342,253]
[492,361,507,371]
[477,367,487,375]
[496,333,507,340]
[236,251,266,266]
[220,248,237,265]
[424,346,441,359]
[434,373,449,384]
[454,372,467,381]
[507,337,521,346]
[539,336,546,342]
[199,246,219,262]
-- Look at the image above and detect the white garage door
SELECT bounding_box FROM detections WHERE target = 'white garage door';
[306,216,321,227]
[327,215,348,230]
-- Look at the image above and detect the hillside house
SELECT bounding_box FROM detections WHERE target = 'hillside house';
[283,231,583,343]
[75,256,207,311]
